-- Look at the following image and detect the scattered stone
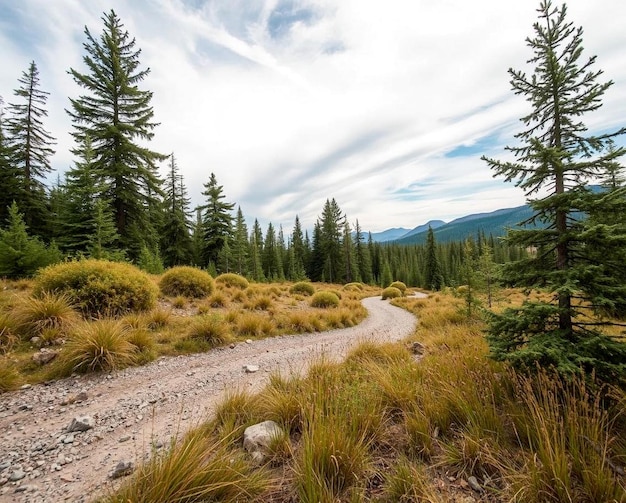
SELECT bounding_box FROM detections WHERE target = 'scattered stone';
[0,461,10,472]
[467,476,483,493]
[243,420,283,464]
[59,473,74,483]
[20,384,31,390]
[245,339,253,344]
[110,461,134,479]
[9,469,25,481]
[243,364,259,373]
[63,434,75,444]
[66,416,94,432]
[32,349,58,365]
[410,341,425,355]
[229,343,236,349]
[118,435,131,443]
[74,391,89,403]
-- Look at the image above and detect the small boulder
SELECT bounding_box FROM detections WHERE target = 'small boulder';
[243,420,283,464]
[32,349,58,365]
[110,460,134,479]
[66,416,95,432]
[243,364,259,373]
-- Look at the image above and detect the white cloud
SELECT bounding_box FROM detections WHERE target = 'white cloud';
[1,0,624,234]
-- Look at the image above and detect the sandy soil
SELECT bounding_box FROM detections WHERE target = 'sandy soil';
[0,294,421,502]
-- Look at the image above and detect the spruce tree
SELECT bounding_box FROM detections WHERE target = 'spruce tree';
[289,216,307,280]
[482,1,626,382]
[0,97,21,225]
[424,226,444,290]
[318,199,345,283]
[232,207,249,276]
[262,222,284,280]
[248,221,265,282]
[200,172,234,268]
[67,10,165,259]
[5,62,56,236]
[354,220,373,284]
[0,202,60,278]
[160,153,193,267]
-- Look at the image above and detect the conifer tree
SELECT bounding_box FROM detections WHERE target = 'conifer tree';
[200,172,234,268]
[67,10,165,259]
[308,222,324,282]
[424,226,444,290]
[354,220,373,284]
[232,207,249,276]
[318,199,345,283]
[160,153,193,266]
[248,221,264,282]
[262,222,284,280]
[482,0,626,381]
[5,62,56,236]
[289,216,307,280]
[0,202,60,278]
[342,221,358,283]
[0,97,21,225]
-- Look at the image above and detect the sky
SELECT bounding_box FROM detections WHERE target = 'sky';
[1,0,625,234]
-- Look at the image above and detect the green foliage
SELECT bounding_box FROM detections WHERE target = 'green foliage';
[482,1,626,383]
[425,226,444,291]
[289,281,315,296]
[5,61,55,237]
[310,291,340,308]
[159,266,214,298]
[200,172,234,268]
[34,259,158,317]
[215,272,249,289]
[136,245,164,274]
[381,286,402,300]
[0,202,61,278]
[67,10,166,259]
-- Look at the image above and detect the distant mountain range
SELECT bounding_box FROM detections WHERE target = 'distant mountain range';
[368,204,535,244]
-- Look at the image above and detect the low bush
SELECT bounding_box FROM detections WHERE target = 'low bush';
[186,315,230,346]
[290,282,315,296]
[389,281,407,294]
[58,319,137,374]
[382,286,402,300]
[13,293,78,339]
[310,291,340,308]
[215,273,249,289]
[343,282,364,291]
[34,260,158,318]
[159,266,214,298]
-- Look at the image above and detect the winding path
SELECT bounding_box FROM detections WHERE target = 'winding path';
[0,295,420,502]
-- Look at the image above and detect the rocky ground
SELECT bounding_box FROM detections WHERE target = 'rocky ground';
[0,295,420,502]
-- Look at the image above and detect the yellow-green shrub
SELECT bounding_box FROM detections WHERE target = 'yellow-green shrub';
[159,266,214,298]
[34,260,157,318]
[389,281,407,294]
[289,282,315,296]
[382,286,402,300]
[13,293,78,338]
[215,273,249,289]
[310,291,340,308]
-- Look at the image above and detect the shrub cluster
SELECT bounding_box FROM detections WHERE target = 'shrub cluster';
[382,286,402,300]
[310,291,340,308]
[35,260,158,318]
[159,266,214,298]
[215,273,249,289]
[389,281,407,295]
[289,282,315,296]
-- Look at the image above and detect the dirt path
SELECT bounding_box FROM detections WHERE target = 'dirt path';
[0,295,421,502]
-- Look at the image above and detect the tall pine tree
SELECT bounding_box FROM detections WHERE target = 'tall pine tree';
[67,10,165,259]
[5,62,56,237]
[482,1,626,382]
[200,172,234,268]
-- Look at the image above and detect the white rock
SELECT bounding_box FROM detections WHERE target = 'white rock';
[243,420,283,463]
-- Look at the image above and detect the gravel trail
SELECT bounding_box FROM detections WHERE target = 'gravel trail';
[0,295,420,502]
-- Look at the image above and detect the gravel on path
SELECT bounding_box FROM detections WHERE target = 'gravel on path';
[0,295,421,502]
